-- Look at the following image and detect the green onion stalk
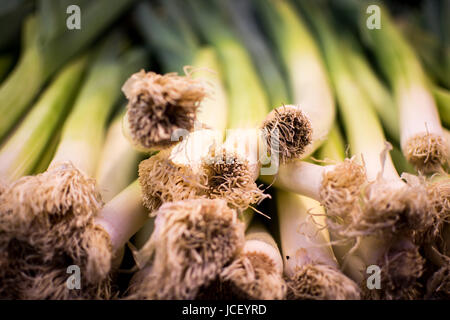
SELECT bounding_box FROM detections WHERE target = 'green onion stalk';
[95,110,142,202]
[32,128,62,175]
[352,1,448,173]
[339,35,400,142]
[185,0,312,213]
[300,2,434,299]
[128,1,249,300]
[255,0,335,158]
[277,191,360,300]
[0,34,148,299]
[0,55,88,185]
[433,86,450,129]
[217,0,289,108]
[0,0,135,143]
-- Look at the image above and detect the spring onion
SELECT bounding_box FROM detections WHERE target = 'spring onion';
[277,191,360,300]
[352,1,448,172]
[185,0,311,212]
[0,34,146,299]
[130,4,253,299]
[302,2,431,299]
[127,198,245,300]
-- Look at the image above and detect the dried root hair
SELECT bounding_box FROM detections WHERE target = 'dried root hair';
[0,224,113,299]
[122,70,206,150]
[127,199,245,300]
[425,265,450,300]
[404,133,448,173]
[0,162,115,299]
[138,150,208,211]
[262,105,312,163]
[286,264,361,300]
[203,149,269,212]
[354,176,434,240]
[0,161,103,235]
[322,159,435,240]
[362,240,425,300]
[425,177,450,245]
[320,158,367,237]
[219,251,287,300]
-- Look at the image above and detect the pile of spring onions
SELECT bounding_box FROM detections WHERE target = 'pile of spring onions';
[0,0,448,300]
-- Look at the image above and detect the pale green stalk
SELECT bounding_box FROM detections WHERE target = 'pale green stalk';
[0,55,88,182]
[96,110,142,202]
[218,0,289,107]
[433,86,450,128]
[340,37,400,141]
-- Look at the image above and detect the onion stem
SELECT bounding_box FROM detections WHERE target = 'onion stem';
[353,2,448,172]
[277,191,360,300]
[96,110,142,202]
[0,55,88,183]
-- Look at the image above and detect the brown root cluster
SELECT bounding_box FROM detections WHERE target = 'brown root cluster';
[219,251,287,300]
[425,177,450,245]
[425,265,450,299]
[0,162,113,299]
[203,149,269,212]
[362,240,425,300]
[286,264,361,300]
[404,133,448,173]
[127,199,245,300]
[356,178,434,240]
[320,158,367,237]
[262,106,312,164]
[322,159,437,240]
[122,70,206,150]
[138,150,208,212]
